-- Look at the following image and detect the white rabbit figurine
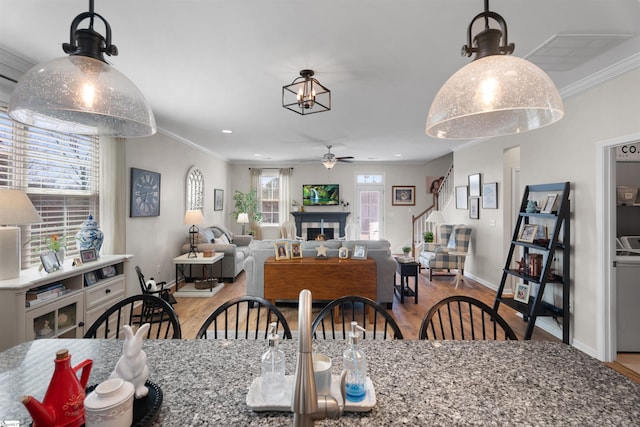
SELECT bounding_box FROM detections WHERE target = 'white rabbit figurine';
[110,323,150,398]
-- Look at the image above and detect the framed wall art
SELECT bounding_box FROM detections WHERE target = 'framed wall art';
[392,186,415,206]
[130,167,161,217]
[468,173,481,197]
[214,189,224,211]
[456,186,468,209]
[469,197,480,219]
[482,182,498,209]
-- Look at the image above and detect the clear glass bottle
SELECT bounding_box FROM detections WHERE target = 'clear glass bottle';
[343,321,367,402]
[261,322,285,402]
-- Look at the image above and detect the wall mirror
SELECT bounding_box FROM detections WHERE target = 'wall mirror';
[186,166,204,211]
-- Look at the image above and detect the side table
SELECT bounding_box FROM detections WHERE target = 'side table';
[393,258,419,304]
[448,251,468,289]
[173,253,224,292]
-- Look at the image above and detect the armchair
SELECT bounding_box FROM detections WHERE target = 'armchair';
[419,224,472,281]
[280,221,303,241]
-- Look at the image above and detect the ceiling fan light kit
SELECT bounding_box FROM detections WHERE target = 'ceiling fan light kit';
[282,69,331,115]
[8,0,156,137]
[425,0,564,139]
[321,145,353,169]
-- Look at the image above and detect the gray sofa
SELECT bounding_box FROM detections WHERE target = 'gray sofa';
[181,225,252,282]
[244,239,397,305]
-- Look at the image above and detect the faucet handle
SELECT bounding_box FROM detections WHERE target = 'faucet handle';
[314,370,347,420]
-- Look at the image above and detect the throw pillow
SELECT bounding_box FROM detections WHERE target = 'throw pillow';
[199,228,215,244]
[217,233,230,245]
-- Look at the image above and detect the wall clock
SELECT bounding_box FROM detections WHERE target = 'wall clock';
[130,168,161,217]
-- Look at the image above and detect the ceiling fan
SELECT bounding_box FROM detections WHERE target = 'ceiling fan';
[321,145,353,169]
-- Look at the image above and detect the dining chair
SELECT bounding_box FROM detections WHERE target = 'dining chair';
[135,265,177,305]
[419,295,517,340]
[195,295,292,339]
[311,295,404,340]
[84,294,182,339]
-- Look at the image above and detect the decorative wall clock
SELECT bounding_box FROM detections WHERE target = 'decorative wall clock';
[130,168,161,217]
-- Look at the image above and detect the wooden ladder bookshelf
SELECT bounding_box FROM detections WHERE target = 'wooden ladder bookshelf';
[493,182,571,344]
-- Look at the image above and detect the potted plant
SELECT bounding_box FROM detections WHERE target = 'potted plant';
[231,189,263,229]
[402,246,411,256]
[423,231,434,243]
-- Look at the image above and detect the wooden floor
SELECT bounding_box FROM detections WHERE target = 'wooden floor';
[171,267,640,383]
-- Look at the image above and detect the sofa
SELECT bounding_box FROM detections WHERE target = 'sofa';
[418,224,472,280]
[180,224,253,282]
[244,239,397,306]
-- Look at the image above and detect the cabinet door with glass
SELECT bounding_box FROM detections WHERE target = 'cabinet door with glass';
[25,292,84,341]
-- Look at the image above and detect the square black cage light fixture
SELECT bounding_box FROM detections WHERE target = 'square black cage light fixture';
[282,69,331,115]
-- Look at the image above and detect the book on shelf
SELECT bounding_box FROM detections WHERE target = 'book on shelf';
[25,282,65,301]
[25,288,72,307]
[397,256,415,263]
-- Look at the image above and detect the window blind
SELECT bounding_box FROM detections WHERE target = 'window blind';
[0,107,99,268]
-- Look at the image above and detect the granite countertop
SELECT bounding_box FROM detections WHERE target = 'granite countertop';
[1,339,640,426]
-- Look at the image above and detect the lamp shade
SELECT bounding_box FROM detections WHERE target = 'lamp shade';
[183,209,204,226]
[9,55,156,137]
[426,210,446,224]
[0,189,42,225]
[426,55,564,139]
[322,159,336,169]
[237,213,250,224]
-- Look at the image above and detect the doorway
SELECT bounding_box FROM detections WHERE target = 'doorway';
[355,174,384,240]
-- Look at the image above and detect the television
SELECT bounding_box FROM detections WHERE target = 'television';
[302,184,339,206]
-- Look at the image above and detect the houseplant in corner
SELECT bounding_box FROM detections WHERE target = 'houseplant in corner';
[232,189,262,234]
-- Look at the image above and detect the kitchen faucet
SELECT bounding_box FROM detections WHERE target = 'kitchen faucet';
[292,289,346,426]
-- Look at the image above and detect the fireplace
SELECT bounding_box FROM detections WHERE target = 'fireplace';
[307,228,335,241]
[291,212,350,238]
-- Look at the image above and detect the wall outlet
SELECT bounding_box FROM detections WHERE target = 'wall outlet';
[156,264,161,274]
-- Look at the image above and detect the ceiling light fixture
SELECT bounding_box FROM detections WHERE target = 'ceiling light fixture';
[425,0,564,139]
[322,158,337,169]
[8,0,156,137]
[282,69,331,115]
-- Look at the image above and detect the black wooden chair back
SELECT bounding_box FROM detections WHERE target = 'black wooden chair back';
[135,265,176,305]
[195,296,292,339]
[84,294,182,339]
[419,295,517,340]
[312,295,403,340]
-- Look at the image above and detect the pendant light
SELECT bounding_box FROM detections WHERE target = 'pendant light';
[426,0,563,139]
[8,0,156,137]
[282,69,331,115]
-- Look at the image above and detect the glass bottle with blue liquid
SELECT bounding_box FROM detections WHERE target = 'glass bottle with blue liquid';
[343,321,367,402]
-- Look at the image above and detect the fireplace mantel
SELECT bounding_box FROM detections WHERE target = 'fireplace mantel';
[291,212,350,237]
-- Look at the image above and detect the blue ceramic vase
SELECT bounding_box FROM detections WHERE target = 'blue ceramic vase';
[75,214,104,256]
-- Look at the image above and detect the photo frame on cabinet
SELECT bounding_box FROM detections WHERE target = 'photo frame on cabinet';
[514,283,530,303]
[468,173,481,197]
[40,251,61,273]
[80,248,97,263]
[290,242,302,259]
[339,247,349,259]
[482,182,498,209]
[469,197,479,219]
[214,189,224,211]
[274,242,289,260]
[541,194,558,213]
[352,244,368,260]
[392,186,415,206]
[456,186,468,209]
[84,271,99,286]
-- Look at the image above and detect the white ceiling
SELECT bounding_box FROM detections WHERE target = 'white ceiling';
[1,0,640,166]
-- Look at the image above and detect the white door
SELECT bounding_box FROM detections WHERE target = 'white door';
[355,184,384,240]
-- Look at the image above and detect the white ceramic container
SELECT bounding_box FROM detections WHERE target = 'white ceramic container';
[84,378,134,427]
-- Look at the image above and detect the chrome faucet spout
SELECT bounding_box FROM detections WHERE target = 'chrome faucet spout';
[292,289,346,426]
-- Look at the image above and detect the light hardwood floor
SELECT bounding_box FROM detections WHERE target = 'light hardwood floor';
[171,267,640,383]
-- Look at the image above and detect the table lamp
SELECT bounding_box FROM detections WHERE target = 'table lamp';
[0,189,42,280]
[237,213,249,235]
[184,209,204,258]
[425,210,446,243]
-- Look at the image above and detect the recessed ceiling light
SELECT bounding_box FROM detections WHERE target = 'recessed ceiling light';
[395,154,402,157]
[254,153,261,157]
[222,129,232,134]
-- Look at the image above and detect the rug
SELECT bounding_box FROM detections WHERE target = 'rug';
[174,282,225,298]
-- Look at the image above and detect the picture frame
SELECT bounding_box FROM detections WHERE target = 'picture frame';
[339,247,349,259]
[290,242,302,259]
[84,271,99,286]
[535,225,548,241]
[80,248,97,263]
[130,167,161,217]
[469,197,480,219]
[455,186,468,209]
[518,224,539,243]
[101,265,117,278]
[351,244,367,260]
[468,173,481,197]
[482,182,498,209]
[392,186,415,206]
[214,188,224,211]
[40,251,61,273]
[274,242,289,260]
[514,283,530,303]
[541,194,558,213]
[72,257,83,267]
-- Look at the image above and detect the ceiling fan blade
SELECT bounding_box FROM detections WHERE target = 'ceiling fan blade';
[337,158,353,163]
[336,156,354,160]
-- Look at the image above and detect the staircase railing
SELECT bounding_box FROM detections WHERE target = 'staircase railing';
[410,164,454,258]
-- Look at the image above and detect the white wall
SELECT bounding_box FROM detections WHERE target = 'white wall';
[124,132,229,295]
[229,154,452,252]
[451,67,640,355]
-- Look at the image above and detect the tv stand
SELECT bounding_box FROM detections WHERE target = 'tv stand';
[290,212,350,238]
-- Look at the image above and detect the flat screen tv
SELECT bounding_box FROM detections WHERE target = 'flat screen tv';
[302,184,339,206]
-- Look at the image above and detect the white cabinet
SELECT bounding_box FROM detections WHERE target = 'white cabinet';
[0,255,131,351]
